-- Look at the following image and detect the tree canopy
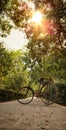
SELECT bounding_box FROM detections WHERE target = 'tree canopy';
[0,0,66,58]
[0,0,66,82]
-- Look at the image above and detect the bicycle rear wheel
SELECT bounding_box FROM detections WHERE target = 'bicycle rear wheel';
[41,83,58,105]
[17,87,34,104]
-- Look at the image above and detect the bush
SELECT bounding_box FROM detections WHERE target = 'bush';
[0,89,18,102]
[0,88,25,102]
[56,83,66,106]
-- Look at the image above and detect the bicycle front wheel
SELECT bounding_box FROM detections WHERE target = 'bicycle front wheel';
[17,87,34,104]
[41,83,58,105]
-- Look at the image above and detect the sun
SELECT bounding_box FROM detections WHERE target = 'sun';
[31,11,43,24]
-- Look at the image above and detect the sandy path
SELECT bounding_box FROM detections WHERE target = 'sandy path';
[0,98,66,130]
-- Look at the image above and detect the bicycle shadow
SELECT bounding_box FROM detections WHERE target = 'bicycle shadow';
[26,97,58,108]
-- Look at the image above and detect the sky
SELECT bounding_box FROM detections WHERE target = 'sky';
[0,29,28,50]
[0,0,35,51]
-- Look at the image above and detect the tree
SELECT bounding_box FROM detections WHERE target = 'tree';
[0,0,13,37]
[0,42,12,88]
[4,50,29,90]
[7,0,66,59]
[0,0,66,80]
[0,0,66,55]
[26,0,66,60]
[0,0,8,12]
[49,49,66,83]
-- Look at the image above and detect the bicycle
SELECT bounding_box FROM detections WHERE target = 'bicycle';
[17,78,58,105]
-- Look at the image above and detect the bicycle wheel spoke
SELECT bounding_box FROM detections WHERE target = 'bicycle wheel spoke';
[41,83,58,105]
[17,87,34,104]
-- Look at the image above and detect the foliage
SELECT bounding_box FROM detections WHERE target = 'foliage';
[27,0,66,59]
[0,88,17,102]
[0,44,66,105]
[0,0,13,37]
[0,0,66,105]
[41,49,66,83]
[56,83,66,106]
[3,50,29,90]
[0,43,29,90]
[20,49,66,84]
[0,0,8,12]
[0,88,24,102]
[0,0,66,55]
[0,42,12,75]
[21,51,43,82]
[0,42,12,88]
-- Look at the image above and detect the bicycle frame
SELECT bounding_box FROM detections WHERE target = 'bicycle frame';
[34,81,49,97]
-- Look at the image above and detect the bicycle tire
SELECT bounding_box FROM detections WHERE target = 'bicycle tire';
[17,87,34,104]
[40,82,58,105]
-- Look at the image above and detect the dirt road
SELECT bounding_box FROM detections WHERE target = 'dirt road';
[0,97,66,130]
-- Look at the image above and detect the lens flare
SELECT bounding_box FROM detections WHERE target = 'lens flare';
[31,11,43,24]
